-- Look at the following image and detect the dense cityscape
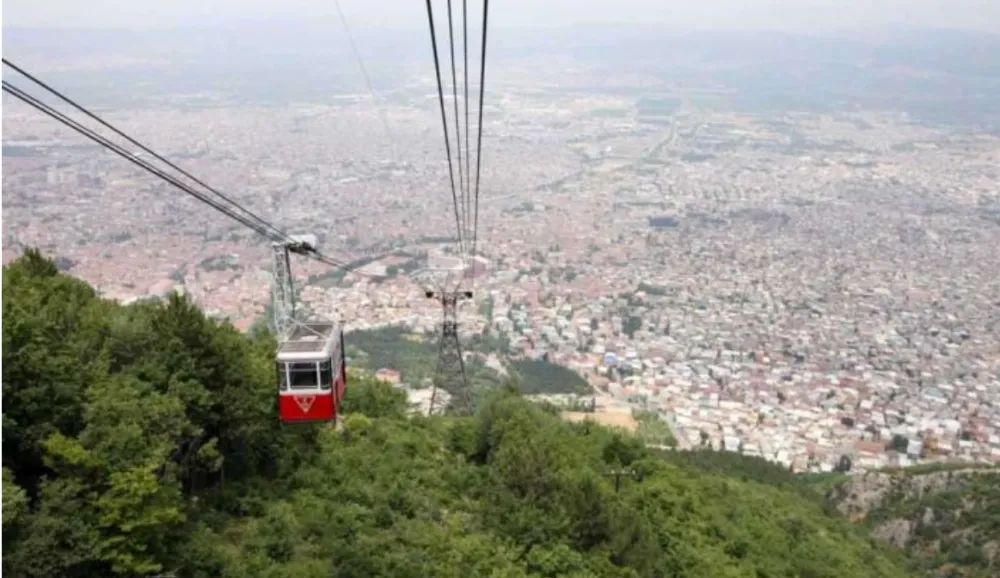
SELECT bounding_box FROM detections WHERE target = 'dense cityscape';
[4,33,1000,476]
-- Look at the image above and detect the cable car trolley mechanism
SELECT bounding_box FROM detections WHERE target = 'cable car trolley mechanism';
[271,234,346,424]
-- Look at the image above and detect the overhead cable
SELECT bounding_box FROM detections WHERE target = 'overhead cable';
[331,0,398,161]
[423,0,466,257]
[445,0,467,248]
[2,58,295,245]
[3,78,383,280]
[2,81,281,240]
[463,0,472,247]
[471,0,490,263]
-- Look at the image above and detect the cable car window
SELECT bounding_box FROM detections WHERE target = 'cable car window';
[319,359,333,391]
[288,361,319,389]
[277,363,289,391]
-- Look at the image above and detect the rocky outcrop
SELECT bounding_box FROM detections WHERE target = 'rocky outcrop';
[826,468,992,523]
[826,467,1000,577]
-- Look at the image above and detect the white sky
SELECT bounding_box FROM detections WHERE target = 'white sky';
[4,0,999,32]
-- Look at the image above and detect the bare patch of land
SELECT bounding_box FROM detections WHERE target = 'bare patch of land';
[562,410,638,433]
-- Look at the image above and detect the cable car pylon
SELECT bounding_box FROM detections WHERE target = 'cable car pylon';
[420,0,490,418]
[426,285,473,416]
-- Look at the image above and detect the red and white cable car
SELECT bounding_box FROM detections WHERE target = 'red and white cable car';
[276,322,346,423]
[270,235,348,424]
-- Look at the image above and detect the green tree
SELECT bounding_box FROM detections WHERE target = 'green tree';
[2,466,28,529]
[835,455,853,473]
[889,434,909,453]
[623,315,643,338]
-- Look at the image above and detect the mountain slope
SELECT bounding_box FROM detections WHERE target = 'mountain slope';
[2,249,917,578]
[827,466,1000,578]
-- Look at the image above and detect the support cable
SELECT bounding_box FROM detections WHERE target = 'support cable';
[471,0,490,264]
[2,58,294,245]
[2,81,280,240]
[446,0,467,254]
[423,0,466,256]
[3,78,384,280]
[463,0,472,248]
[331,0,398,162]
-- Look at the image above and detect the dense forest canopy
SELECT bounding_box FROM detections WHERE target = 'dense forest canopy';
[2,250,918,577]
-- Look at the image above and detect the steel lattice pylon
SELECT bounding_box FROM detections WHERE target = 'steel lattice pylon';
[270,242,296,339]
[427,289,473,415]
[270,234,318,339]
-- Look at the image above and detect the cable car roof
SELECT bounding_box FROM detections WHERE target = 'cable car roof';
[277,321,340,361]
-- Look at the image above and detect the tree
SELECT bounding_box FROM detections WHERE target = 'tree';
[835,454,853,473]
[623,316,642,338]
[2,249,108,498]
[602,434,644,468]
[889,434,910,453]
[1,467,28,529]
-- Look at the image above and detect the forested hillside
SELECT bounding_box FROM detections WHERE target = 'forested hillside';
[2,250,917,578]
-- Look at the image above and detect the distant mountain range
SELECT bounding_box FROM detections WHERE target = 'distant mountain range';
[3,26,998,129]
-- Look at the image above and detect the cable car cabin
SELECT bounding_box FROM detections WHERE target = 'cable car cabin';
[276,322,346,423]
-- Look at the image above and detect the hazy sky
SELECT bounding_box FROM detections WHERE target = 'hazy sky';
[4,0,1000,33]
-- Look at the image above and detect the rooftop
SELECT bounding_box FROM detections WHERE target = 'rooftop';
[277,321,339,359]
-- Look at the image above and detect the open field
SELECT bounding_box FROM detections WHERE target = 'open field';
[562,410,638,433]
